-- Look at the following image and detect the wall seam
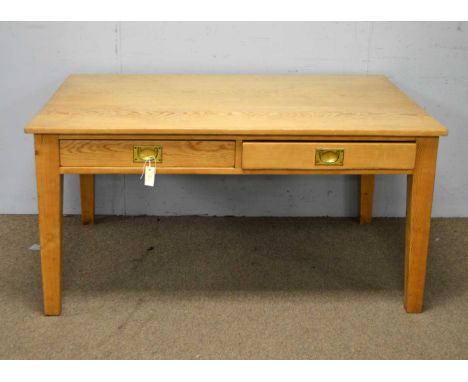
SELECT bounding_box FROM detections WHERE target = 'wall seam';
[118,21,123,74]
[366,21,374,74]
[118,21,126,215]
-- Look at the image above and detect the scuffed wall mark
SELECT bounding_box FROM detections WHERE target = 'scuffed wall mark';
[433,44,468,52]
[457,22,462,31]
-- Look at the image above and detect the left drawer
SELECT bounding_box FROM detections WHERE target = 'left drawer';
[60,140,236,168]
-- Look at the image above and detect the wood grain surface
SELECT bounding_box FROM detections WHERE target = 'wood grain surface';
[405,137,439,313]
[79,174,94,225]
[60,139,236,168]
[25,75,447,137]
[34,135,63,315]
[360,175,375,224]
[242,142,416,170]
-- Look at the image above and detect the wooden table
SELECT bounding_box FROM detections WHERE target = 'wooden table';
[25,75,447,315]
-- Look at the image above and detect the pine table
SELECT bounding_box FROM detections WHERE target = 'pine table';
[25,75,448,315]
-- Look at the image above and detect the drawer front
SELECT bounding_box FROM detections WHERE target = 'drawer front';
[60,140,236,167]
[242,142,416,170]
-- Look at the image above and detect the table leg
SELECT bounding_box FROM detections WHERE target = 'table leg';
[405,137,439,313]
[34,135,63,316]
[359,175,375,224]
[80,174,95,225]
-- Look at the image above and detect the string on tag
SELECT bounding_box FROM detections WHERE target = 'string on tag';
[140,157,154,179]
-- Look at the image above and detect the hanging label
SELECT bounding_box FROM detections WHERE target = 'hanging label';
[144,165,156,187]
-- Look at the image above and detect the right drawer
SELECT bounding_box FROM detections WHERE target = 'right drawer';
[242,142,416,170]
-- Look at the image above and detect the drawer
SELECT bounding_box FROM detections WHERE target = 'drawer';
[60,140,236,168]
[242,142,416,170]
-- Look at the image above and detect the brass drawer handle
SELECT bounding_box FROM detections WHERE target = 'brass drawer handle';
[315,148,344,166]
[133,145,163,163]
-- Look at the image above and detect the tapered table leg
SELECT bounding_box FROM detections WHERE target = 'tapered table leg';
[405,138,439,313]
[35,135,63,316]
[80,174,95,225]
[360,175,375,224]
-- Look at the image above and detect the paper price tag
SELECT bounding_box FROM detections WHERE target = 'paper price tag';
[144,165,156,187]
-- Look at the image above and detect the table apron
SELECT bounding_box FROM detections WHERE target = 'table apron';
[58,137,416,175]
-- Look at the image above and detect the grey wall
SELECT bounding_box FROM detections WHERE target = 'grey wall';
[1,22,467,217]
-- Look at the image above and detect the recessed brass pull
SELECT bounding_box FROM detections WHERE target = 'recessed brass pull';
[133,145,163,163]
[315,148,344,166]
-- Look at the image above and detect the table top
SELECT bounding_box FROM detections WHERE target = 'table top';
[25,74,447,137]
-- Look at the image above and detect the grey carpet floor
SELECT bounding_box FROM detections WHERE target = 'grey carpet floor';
[0,215,467,359]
